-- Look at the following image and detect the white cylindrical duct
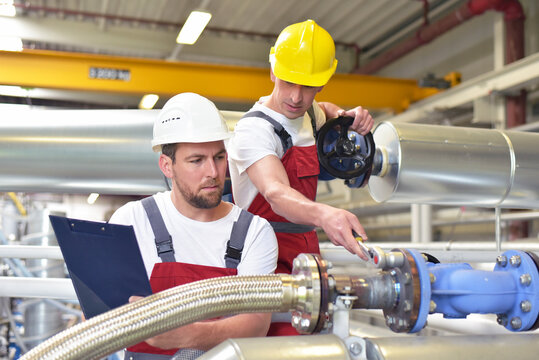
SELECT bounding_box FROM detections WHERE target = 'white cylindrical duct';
[368,122,539,209]
[0,277,76,299]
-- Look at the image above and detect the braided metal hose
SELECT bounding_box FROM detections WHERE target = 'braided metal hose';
[20,274,301,360]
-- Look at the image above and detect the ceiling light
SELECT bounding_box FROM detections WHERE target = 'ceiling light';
[87,193,100,205]
[0,36,22,51]
[0,0,16,17]
[176,10,212,45]
[139,94,159,109]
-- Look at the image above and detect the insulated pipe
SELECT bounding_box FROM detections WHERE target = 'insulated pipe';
[19,274,309,360]
[0,108,242,195]
[0,108,160,195]
[368,122,539,209]
[364,333,539,360]
[199,334,351,360]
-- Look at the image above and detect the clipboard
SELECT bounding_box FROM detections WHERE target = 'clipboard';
[49,215,152,319]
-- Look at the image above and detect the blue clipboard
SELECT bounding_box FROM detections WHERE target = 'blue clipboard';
[50,215,152,319]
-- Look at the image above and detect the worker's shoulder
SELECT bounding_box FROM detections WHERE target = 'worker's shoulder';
[237,112,276,129]
[229,204,271,230]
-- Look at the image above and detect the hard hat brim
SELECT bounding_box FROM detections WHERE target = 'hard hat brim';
[271,56,338,87]
[151,132,233,152]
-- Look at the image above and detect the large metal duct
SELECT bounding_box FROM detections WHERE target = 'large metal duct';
[0,108,242,195]
[199,335,351,360]
[199,333,539,360]
[369,122,539,209]
[0,108,161,195]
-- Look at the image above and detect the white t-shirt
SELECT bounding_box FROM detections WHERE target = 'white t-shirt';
[227,97,325,209]
[109,191,278,278]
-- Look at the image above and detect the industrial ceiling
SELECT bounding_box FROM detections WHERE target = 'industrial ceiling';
[0,0,468,110]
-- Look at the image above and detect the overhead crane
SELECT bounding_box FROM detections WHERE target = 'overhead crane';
[0,49,440,112]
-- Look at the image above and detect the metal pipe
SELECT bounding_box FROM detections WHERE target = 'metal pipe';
[361,210,539,231]
[0,108,243,195]
[355,0,525,75]
[369,122,539,209]
[319,242,539,264]
[350,272,398,310]
[0,245,64,260]
[19,274,307,360]
[0,108,161,195]
[365,333,539,360]
[199,334,350,360]
[322,241,539,253]
[0,277,76,299]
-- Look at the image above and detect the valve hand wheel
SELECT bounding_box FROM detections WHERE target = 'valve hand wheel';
[316,115,375,180]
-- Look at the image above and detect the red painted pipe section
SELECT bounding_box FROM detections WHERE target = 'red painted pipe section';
[354,0,525,75]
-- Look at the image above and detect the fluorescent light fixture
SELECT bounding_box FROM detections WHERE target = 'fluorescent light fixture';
[87,193,100,205]
[0,36,22,51]
[139,94,159,109]
[0,0,16,17]
[176,10,212,45]
[0,85,28,96]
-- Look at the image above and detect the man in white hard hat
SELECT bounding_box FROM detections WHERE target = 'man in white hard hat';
[227,20,374,336]
[109,92,278,359]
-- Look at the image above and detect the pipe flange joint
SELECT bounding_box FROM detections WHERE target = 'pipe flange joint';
[290,253,329,334]
[494,250,539,331]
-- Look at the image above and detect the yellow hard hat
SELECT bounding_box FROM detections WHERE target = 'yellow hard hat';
[269,19,338,87]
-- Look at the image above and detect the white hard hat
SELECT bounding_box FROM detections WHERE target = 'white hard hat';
[151,92,232,152]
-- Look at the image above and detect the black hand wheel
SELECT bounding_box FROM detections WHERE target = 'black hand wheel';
[316,116,375,180]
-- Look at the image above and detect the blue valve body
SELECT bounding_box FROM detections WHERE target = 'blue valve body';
[411,249,539,332]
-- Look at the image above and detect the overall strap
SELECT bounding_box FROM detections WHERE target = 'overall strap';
[141,196,175,263]
[124,350,173,360]
[242,111,293,153]
[269,222,315,233]
[306,105,317,137]
[224,209,254,269]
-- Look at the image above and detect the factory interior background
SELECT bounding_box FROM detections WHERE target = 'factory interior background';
[1,0,539,359]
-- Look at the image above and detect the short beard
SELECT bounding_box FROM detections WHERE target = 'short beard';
[174,178,223,209]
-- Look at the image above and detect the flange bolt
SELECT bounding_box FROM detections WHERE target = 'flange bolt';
[510,317,522,330]
[510,255,521,267]
[520,273,532,286]
[520,300,532,313]
[496,255,507,267]
[349,342,362,356]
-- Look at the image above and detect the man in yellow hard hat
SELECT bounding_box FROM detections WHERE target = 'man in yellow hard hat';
[227,20,374,336]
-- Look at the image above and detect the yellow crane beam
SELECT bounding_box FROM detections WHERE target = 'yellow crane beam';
[0,49,439,112]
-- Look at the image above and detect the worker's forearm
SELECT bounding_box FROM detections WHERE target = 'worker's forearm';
[318,101,343,119]
[264,181,329,228]
[190,313,270,350]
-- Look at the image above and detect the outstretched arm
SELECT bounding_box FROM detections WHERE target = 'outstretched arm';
[246,154,369,260]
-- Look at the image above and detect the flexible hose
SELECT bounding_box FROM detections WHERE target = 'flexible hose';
[20,274,294,360]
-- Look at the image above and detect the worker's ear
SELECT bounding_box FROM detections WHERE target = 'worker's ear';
[270,68,276,83]
[159,154,173,179]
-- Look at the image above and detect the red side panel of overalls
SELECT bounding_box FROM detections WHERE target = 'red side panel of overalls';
[127,262,237,355]
[249,145,320,274]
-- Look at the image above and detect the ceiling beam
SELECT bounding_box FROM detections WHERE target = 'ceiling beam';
[0,49,439,111]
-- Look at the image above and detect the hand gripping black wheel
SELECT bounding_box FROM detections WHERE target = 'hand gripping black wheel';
[316,116,375,184]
